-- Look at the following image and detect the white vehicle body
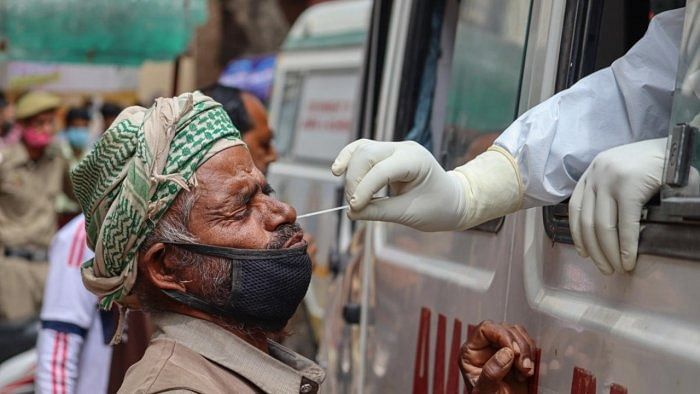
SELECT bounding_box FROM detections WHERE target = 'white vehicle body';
[318,0,700,393]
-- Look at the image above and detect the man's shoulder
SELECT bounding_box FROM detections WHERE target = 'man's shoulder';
[119,339,260,394]
[119,339,179,394]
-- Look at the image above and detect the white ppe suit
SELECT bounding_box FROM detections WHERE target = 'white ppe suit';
[496,8,684,208]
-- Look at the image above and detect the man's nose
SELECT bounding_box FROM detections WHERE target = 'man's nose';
[264,198,297,230]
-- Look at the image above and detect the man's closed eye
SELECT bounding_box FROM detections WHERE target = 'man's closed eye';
[262,183,275,196]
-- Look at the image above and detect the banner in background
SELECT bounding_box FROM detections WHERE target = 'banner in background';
[3,62,139,93]
[218,54,276,103]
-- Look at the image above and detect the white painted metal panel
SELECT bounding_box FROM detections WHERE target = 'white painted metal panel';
[318,1,700,393]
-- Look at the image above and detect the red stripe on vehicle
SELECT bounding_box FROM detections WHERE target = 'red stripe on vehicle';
[412,307,431,394]
[609,383,627,394]
[445,318,462,394]
[432,314,447,394]
[571,367,596,394]
[528,348,541,394]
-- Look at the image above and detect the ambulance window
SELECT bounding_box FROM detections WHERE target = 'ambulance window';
[544,0,653,243]
[275,71,303,156]
[438,0,532,171]
[544,0,695,255]
[288,69,360,163]
[388,0,532,232]
[274,68,360,163]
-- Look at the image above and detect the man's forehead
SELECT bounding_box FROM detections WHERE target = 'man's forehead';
[196,145,264,186]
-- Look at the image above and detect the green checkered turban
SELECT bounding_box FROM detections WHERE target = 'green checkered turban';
[71,92,244,309]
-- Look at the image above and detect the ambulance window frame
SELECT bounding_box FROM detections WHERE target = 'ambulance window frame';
[346,0,394,240]
[286,66,363,165]
[543,1,700,262]
[392,0,533,234]
[543,0,634,244]
[391,0,441,144]
[355,0,392,142]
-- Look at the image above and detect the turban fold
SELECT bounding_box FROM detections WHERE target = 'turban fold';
[71,92,244,309]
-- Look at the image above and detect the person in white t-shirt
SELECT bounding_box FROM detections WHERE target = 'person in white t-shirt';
[35,215,112,394]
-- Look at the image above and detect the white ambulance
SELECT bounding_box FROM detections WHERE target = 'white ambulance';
[312,0,700,393]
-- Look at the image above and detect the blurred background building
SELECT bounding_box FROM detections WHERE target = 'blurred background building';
[0,0,333,105]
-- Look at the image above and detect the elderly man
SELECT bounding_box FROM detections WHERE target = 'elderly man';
[204,84,320,358]
[0,91,68,321]
[70,92,324,393]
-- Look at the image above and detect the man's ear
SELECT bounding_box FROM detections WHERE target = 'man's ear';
[141,243,187,293]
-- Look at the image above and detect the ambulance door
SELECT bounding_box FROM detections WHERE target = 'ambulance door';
[505,2,700,393]
[352,0,534,392]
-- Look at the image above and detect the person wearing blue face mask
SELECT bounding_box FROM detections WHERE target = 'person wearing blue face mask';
[61,107,91,159]
[56,107,92,223]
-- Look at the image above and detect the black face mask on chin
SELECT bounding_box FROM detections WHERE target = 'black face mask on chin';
[161,242,312,332]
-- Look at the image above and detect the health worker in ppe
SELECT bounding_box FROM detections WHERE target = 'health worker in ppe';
[332,8,688,276]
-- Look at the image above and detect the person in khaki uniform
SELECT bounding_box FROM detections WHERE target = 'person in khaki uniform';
[71,92,324,393]
[0,91,67,321]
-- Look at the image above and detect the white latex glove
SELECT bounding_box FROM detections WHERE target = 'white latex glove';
[569,137,667,275]
[331,139,523,231]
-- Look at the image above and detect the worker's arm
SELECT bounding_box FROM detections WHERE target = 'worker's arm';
[496,8,683,207]
[332,9,683,232]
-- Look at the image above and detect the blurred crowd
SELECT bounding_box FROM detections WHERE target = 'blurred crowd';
[0,89,124,321]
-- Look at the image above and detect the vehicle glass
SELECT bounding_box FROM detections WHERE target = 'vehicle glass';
[439,0,531,169]
[274,71,303,157]
[288,68,360,163]
[386,0,532,259]
[543,2,687,243]
[669,2,700,185]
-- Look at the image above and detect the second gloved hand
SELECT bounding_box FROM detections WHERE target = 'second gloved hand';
[331,139,523,231]
[569,137,667,274]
